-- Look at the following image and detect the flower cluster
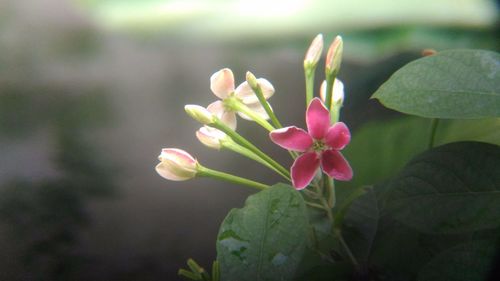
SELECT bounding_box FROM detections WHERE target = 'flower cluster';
[156,34,352,195]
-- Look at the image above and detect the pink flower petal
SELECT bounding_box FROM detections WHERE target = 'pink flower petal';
[156,163,188,181]
[160,148,197,167]
[269,126,313,152]
[221,111,237,130]
[306,98,331,140]
[237,101,270,121]
[207,101,237,130]
[210,68,235,99]
[325,122,351,150]
[235,78,274,104]
[207,100,225,116]
[320,149,353,181]
[291,152,321,190]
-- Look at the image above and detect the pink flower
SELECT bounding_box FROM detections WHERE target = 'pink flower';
[269,98,352,190]
[209,68,275,129]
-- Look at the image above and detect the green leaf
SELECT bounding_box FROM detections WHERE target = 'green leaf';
[372,49,500,118]
[339,117,500,190]
[342,187,379,262]
[216,184,308,281]
[368,214,435,280]
[417,239,498,281]
[385,141,500,234]
[296,262,353,281]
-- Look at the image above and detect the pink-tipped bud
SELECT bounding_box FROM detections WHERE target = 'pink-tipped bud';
[196,126,227,150]
[155,148,198,181]
[185,104,215,125]
[304,34,323,68]
[325,35,343,75]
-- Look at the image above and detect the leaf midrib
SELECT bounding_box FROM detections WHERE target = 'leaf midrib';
[256,192,272,280]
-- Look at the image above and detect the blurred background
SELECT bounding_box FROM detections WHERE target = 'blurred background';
[0,0,498,280]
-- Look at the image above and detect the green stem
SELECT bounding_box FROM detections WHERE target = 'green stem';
[224,98,275,132]
[305,68,315,106]
[330,82,342,123]
[249,82,282,128]
[210,120,291,180]
[305,201,325,210]
[302,188,320,199]
[335,230,359,267]
[428,118,440,149]
[333,186,367,232]
[322,173,331,203]
[178,269,199,280]
[324,75,335,111]
[326,178,336,208]
[211,261,220,281]
[313,182,333,222]
[222,140,289,180]
[197,166,269,190]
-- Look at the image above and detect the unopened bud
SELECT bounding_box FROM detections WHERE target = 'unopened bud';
[156,148,198,181]
[325,35,343,76]
[185,104,215,125]
[245,71,259,90]
[196,126,227,150]
[304,34,323,68]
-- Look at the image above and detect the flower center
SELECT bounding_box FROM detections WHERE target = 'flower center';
[312,140,327,152]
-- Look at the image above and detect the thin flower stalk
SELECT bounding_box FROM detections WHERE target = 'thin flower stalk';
[210,118,291,180]
[197,166,269,190]
[304,34,324,105]
[185,104,289,180]
[304,69,316,107]
[155,148,269,190]
[246,71,282,128]
[222,139,289,179]
[223,96,275,131]
[196,126,288,179]
[320,79,345,123]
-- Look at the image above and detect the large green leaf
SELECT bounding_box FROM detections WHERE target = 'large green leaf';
[385,141,500,234]
[417,239,498,281]
[368,214,435,280]
[339,117,500,190]
[342,187,379,262]
[372,49,500,118]
[216,184,308,281]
